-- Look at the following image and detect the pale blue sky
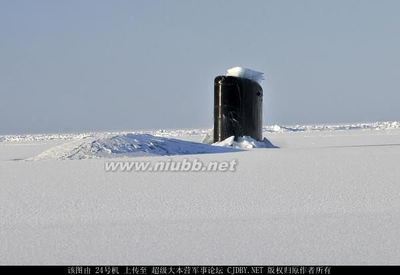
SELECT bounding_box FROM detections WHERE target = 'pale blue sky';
[1,0,399,134]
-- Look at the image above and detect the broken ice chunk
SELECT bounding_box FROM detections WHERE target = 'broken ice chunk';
[226,66,264,84]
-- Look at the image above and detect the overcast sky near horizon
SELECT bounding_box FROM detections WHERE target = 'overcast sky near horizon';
[1,0,400,134]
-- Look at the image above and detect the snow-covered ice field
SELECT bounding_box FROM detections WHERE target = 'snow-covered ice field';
[1,122,400,264]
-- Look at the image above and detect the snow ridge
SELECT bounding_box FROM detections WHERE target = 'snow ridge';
[1,121,399,144]
[32,134,239,160]
[264,121,400,133]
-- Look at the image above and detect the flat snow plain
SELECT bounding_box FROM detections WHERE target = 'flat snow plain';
[1,122,400,264]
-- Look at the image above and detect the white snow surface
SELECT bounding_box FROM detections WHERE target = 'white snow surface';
[1,121,400,265]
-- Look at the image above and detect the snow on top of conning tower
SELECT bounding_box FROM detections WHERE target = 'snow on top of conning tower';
[226,66,264,85]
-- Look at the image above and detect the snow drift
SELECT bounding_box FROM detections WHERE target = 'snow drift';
[30,134,276,160]
[32,134,241,160]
